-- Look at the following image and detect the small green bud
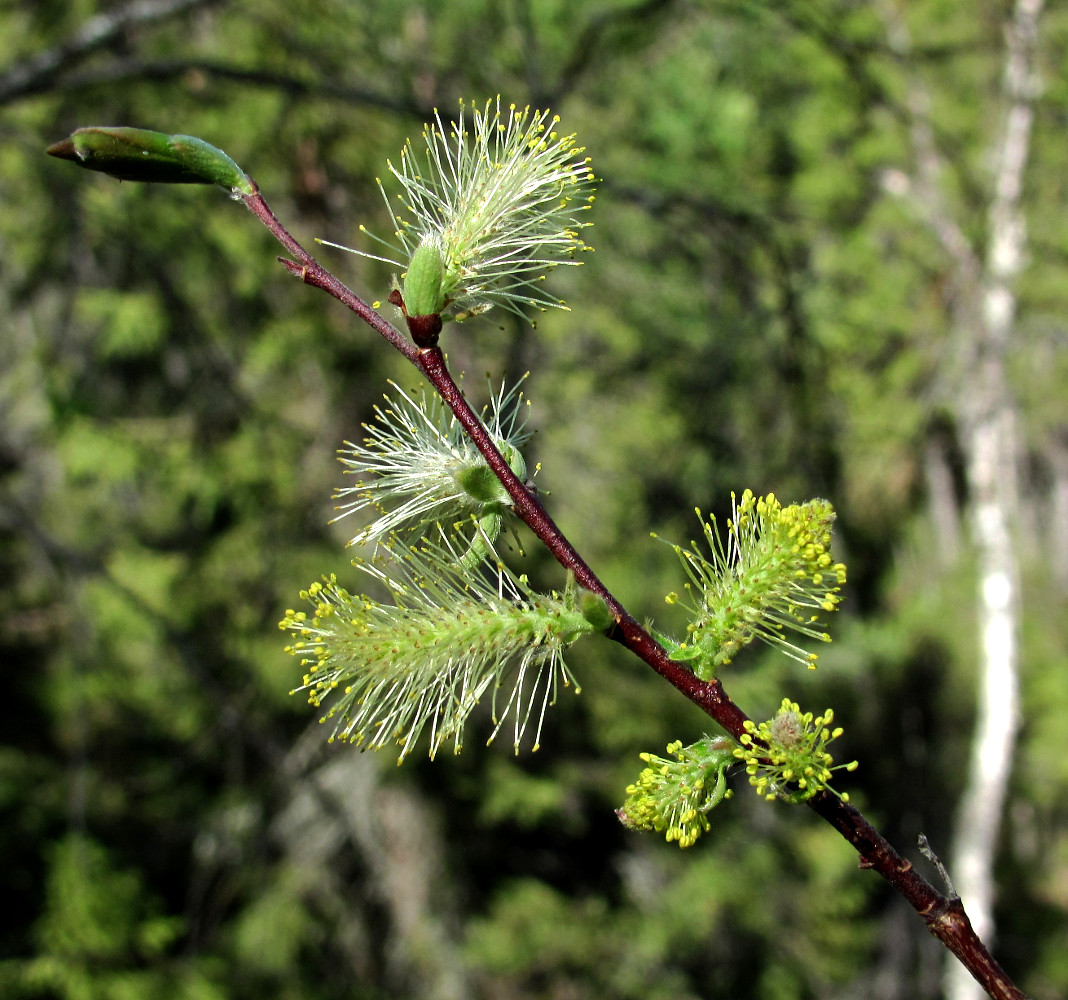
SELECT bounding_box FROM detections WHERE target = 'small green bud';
[402,237,447,317]
[576,590,614,632]
[454,464,509,506]
[501,441,527,482]
[452,439,529,517]
[46,127,252,193]
[559,575,614,633]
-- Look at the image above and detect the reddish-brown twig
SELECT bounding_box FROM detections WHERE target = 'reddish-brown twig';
[242,181,1028,1000]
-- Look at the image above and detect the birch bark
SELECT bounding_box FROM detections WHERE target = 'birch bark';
[879,2,1043,995]
[944,3,1042,997]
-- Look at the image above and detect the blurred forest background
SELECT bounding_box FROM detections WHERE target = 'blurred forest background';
[2,1,1067,998]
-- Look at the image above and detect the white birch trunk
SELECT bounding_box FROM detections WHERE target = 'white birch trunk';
[878,2,1041,995]
[946,406,1021,1000]
[944,2,1042,998]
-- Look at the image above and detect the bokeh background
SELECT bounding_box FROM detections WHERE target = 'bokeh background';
[2,1,1067,998]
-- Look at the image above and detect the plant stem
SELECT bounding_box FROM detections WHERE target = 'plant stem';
[241,180,418,362]
[241,181,1029,1000]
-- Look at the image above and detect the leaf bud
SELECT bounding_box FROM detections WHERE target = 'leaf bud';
[46,127,252,193]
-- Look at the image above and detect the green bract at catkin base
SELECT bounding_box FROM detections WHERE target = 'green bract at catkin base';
[331,377,533,562]
[734,699,859,803]
[323,97,596,322]
[280,528,609,763]
[654,490,847,680]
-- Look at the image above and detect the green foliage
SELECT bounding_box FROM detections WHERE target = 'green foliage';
[10,835,218,1000]
[5,1,1068,999]
[463,830,876,1000]
[229,866,318,977]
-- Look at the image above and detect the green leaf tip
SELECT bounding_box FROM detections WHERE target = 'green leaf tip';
[46,127,253,194]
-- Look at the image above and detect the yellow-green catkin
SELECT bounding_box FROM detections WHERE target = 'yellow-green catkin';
[657,491,848,678]
[280,533,606,763]
[618,736,736,847]
[733,698,858,803]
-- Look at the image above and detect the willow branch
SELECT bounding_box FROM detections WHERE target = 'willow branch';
[240,182,1028,1000]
